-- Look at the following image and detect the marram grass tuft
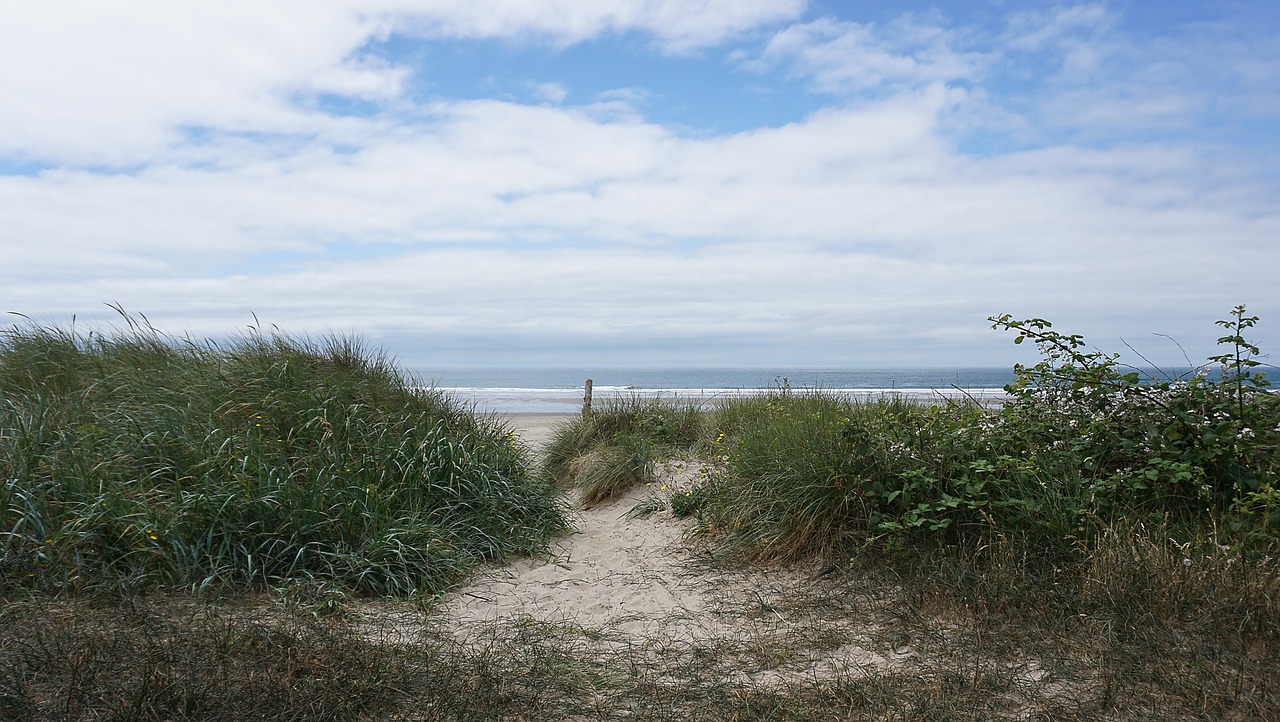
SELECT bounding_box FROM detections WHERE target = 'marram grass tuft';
[0,321,568,596]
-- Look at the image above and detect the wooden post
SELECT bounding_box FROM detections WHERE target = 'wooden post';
[582,378,593,416]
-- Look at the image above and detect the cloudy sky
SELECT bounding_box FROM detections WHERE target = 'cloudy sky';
[3,1,1278,370]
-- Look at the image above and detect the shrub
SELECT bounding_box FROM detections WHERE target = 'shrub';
[991,305,1280,521]
[694,307,1280,563]
[697,392,1035,561]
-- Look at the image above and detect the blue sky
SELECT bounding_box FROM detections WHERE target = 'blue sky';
[2,1,1278,369]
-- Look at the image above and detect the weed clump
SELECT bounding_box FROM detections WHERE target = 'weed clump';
[698,392,1002,560]
[544,396,703,508]
[0,319,568,596]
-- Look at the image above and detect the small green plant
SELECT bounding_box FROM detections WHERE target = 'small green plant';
[693,392,1020,560]
[669,484,712,519]
[569,434,653,508]
[1209,304,1272,416]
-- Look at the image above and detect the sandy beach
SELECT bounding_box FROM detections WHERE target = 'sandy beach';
[501,412,577,450]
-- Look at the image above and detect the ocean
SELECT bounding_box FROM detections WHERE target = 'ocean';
[411,367,1018,414]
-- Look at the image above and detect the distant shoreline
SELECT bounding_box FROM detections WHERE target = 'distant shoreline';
[456,386,1012,415]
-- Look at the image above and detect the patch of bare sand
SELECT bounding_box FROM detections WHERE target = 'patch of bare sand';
[429,455,913,685]
[439,481,724,641]
[502,413,575,451]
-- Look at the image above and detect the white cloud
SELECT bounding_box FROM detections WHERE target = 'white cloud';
[527,81,568,105]
[995,4,1280,140]
[0,0,803,165]
[750,15,989,93]
[309,57,411,99]
[0,1,389,165]
[1003,4,1113,53]
[386,0,806,52]
[4,83,1277,363]
[2,2,1277,366]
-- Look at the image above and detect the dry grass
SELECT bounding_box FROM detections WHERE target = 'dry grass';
[5,521,1275,722]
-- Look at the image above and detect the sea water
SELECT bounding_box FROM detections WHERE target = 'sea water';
[411,367,1018,414]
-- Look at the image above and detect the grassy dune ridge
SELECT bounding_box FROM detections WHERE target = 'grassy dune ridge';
[0,321,568,596]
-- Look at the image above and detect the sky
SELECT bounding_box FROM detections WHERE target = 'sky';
[2,0,1278,370]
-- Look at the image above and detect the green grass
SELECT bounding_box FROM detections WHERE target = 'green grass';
[0,321,568,596]
[691,350,1280,565]
[543,395,705,507]
[694,391,1054,561]
[690,385,1280,621]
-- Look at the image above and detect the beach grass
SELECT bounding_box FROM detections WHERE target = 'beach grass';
[543,394,704,507]
[0,320,568,596]
[7,543,1275,720]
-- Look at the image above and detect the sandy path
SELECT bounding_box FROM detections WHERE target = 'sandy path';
[438,478,722,642]
[439,415,812,645]
[391,414,1049,708]
[429,444,911,689]
[432,414,716,640]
